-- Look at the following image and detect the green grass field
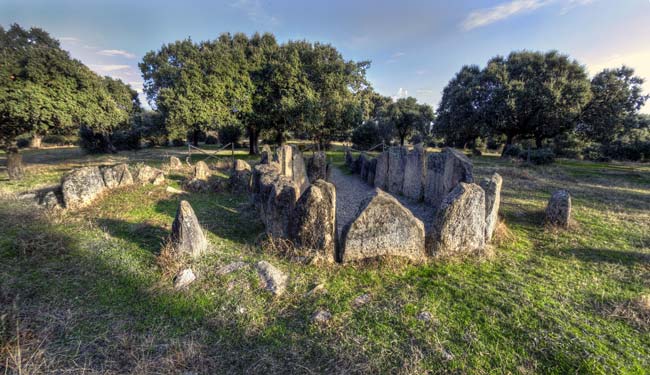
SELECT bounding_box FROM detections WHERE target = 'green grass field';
[1,146,649,374]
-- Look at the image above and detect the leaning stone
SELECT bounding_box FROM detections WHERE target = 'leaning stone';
[173,268,196,289]
[480,173,503,241]
[307,151,330,182]
[216,261,248,276]
[424,148,473,207]
[387,146,407,194]
[194,161,210,181]
[373,151,389,189]
[403,145,426,200]
[101,164,134,189]
[288,180,336,262]
[340,189,426,262]
[426,183,486,258]
[264,177,299,238]
[260,145,272,164]
[255,261,288,296]
[546,190,571,228]
[311,309,332,325]
[61,166,106,209]
[169,156,183,170]
[171,200,208,257]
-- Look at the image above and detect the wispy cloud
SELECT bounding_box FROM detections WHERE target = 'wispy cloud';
[88,64,131,74]
[231,0,279,25]
[59,36,79,42]
[461,0,593,31]
[391,87,409,101]
[387,51,406,64]
[97,49,136,59]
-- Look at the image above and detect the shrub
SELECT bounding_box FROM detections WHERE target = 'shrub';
[527,148,556,165]
[111,130,141,151]
[351,122,382,150]
[219,125,242,146]
[79,126,140,153]
[16,137,30,148]
[171,139,186,147]
[502,144,523,158]
[43,134,76,146]
[205,135,219,145]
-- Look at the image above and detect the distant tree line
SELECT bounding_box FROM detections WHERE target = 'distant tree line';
[434,50,650,162]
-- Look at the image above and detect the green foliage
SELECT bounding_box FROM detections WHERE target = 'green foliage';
[218,124,243,146]
[384,97,434,146]
[351,121,382,150]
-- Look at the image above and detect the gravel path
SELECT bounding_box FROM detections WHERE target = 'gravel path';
[329,167,435,233]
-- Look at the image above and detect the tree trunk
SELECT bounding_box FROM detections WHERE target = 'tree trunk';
[30,134,43,149]
[535,136,543,149]
[248,127,259,155]
[501,134,514,157]
[399,135,405,147]
[276,130,284,146]
[192,129,200,147]
[6,147,25,180]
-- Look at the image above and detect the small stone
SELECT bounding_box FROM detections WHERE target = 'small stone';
[166,186,185,194]
[152,171,165,185]
[18,193,37,200]
[307,151,330,182]
[417,311,433,322]
[260,145,273,164]
[306,284,327,296]
[174,268,196,289]
[169,156,183,170]
[171,200,208,257]
[255,261,288,296]
[229,160,252,193]
[545,189,571,228]
[40,191,61,210]
[311,309,332,325]
[216,261,248,276]
[134,165,165,185]
[194,161,210,181]
[352,293,371,308]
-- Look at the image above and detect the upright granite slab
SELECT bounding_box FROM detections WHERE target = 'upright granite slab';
[480,172,503,241]
[340,189,426,262]
[403,145,426,201]
[366,158,377,186]
[307,151,330,182]
[171,200,208,257]
[387,146,407,195]
[374,152,389,189]
[274,144,310,195]
[424,148,473,207]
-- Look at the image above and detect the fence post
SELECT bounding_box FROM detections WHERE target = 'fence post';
[231,142,235,164]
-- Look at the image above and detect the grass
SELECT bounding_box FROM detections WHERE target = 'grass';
[1,145,649,373]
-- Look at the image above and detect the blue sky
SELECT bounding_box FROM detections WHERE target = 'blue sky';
[2,0,649,112]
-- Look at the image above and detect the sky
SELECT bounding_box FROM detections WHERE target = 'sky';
[2,0,650,113]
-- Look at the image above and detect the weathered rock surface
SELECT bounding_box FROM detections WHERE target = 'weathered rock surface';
[174,268,196,289]
[134,165,165,185]
[340,189,426,262]
[40,190,62,210]
[387,147,407,195]
[480,173,503,241]
[194,161,210,181]
[169,156,183,170]
[359,154,370,181]
[216,261,248,276]
[171,200,208,257]
[101,164,134,189]
[251,163,281,206]
[403,145,426,201]
[255,261,288,296]
[345,150,354,169]
[366,158,377,186]
[288,180,337,262]
[311,309,332,324]
[166,186,185,194]
[229,159,252,193]
[352,293,371,308]
[546,189,571,228]
[61,166,106,209]
[426,182,486,258]
[373,151,389,189]
[424,148,473,207]
[260,145,272,164]
[274,145,310,195]
[307,151,330,182]
[264,177,299,238]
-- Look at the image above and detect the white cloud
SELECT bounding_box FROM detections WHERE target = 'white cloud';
[391,87,409,101]
[88,64,131,74]
[231,0,279,25]
[461,0,593,31]
[97,49,136,59]
[59,36,79,42]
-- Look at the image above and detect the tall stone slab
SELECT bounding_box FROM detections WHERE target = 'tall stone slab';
[426,183,486,258]
[403,145,426,201]
[480,172,503,241]
[264,176,300,238]
[374,151,389,189]
[387,146,407,195]
[194,161,210,181]
[171,200,208,257]
[289,180,337,262]
[359,153,369,181]
[307,151,330,182]
[274,145,309,195]
[340,189,426,262]
[273,145,294,179]
[366,158,377,186]
[260,145,272,164]
[424,148,473,207]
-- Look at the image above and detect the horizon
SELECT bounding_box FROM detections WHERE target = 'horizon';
[2,0,649,113]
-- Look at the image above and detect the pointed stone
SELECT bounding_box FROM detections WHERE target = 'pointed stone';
[480,173,503,241]
[173,268,196,289]
[171,200,208,257]
[307,151,330,182]
[194,161,210,181]
[169,156,183,170]
[260,145,272,164]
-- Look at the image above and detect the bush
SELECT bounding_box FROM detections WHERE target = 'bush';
[527,148,556,165]
[351,122,382,150]
[16,137,30,148]
[205,135,219,145]
[502,144,523,158]
[79,126,112,153]
[43,134,76,146]
[219,125,242,146]
[111,130,141,151]
[171,139,186,147]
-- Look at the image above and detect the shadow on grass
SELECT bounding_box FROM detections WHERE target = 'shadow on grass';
[95,218,168,255]
[546,247,650,265]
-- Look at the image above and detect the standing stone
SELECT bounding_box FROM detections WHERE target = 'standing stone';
[359,154,369,181]
[307,151,330,182]
[255,261,288,296]
[545,190,571,228]
[61,166,107,209]
[345,150,354,169]
[194,161,210,181]
[291,148,310,195]
[274,145,294,179]
[403,145,426,200]
[264,177,299,238]
[340,189,426,262]
[374,151,389,189]
[426,183,486,258]
[101,164,134,189]
[260,145,272,164]
[366,158,377,186]
[171,200,208,257]
[251,163,280,206]
[229,159,252,193]
[169,156,183,170]
[480,173,503,241]
[388,146,407,195]
[289,180,337,262]
[424,148,473,207]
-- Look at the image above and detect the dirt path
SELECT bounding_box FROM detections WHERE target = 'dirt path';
[329,167,435,233]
